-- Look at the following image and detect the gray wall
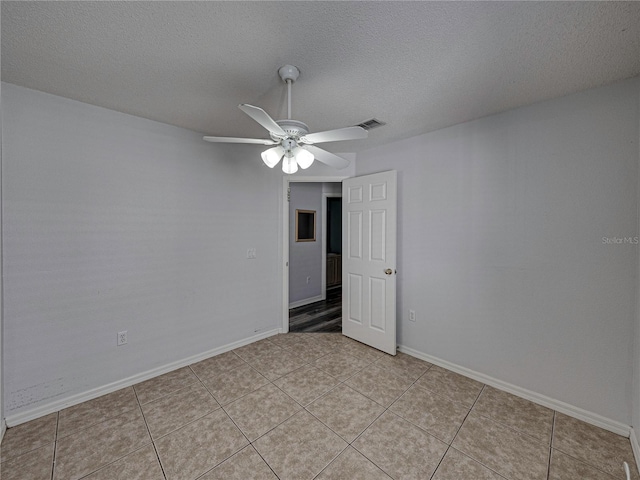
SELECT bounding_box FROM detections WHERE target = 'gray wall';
[635,86,640,436]
[357,77,640,424]
[2,83,285,416]
[0,17,3,431]
[289,183,323,305]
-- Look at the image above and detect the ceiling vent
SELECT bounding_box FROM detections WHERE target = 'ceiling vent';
[356,118,386,130]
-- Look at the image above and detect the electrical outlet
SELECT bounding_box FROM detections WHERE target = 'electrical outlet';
[246,248,257,259]
[409,310,416,322]
[117,330,128,346]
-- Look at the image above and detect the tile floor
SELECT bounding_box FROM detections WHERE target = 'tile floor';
[0,332,638,480]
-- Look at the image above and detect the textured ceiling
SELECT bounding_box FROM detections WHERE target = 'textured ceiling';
[2,1,640,153]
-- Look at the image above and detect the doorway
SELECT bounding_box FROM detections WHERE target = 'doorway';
[283,177,347,333]
[289,192,342,332]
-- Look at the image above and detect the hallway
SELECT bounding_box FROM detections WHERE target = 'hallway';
[289,286,342,333]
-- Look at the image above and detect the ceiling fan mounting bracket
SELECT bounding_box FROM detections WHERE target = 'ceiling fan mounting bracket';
[278,65,300,83]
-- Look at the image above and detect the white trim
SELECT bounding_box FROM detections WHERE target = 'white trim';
[631,428,640,475]
[5,328,281,427]
[1,419,6,444]
[399,344,632,437]
[289,294,324,309]
[283,177,289,333]
[321,192,342,301]
[282,176,348,333]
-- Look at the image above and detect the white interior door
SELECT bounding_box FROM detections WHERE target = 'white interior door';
[342,170,397,355]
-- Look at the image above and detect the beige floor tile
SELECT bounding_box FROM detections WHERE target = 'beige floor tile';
[155,409,248,480]
[316,446,392,480]
[273,365,340,406]
[200,362,270,405]
[224,383,302,441]
[390,385,470,443]
[552,413,638,479]
[548,449,619,480]
[58,387,138,438]
[313,351,370,381]
[345,363,414,407]
[339,340,385,363]
[233,338,283,363]
[0,412,57,462]
[54,407,151,480]
[0,442,54,480]
[307,333,351,348]
[245,349,307,381]
[415,366,484,407]
[432,447,506,480]
[190,350,246,379]
[473,386,554,445]
[199,445,278,480]
[281,339,336,363]
[352,411,448,480]
[254,411,348,480]
[374,351,432,381]
[134,367,199,405]
[452,413,549,480]
[269,333,312,349]
[306,384,385,442]
[141,383,220,439]
[82,445,164,480]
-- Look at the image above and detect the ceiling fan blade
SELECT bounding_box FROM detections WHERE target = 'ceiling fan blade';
[304,145,350,169]
[300,126,368,145]
[238,104,286,137]
[203,136,277,145]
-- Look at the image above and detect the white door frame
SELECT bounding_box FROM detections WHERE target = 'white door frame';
[282,176,348,333]
[321,192,342,299]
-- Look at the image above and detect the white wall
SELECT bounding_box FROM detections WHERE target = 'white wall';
[1,83,286,417]
[1,81,5,439]
[323,183,341,195]
[634,86,640,436]
[357,77,640,424]
[289,183,323,305]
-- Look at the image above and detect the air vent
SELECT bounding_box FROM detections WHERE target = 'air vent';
[357,118,386,130]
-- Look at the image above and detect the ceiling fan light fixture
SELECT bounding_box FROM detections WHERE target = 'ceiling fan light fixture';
[261,146,284,168]
[282,155,298,174]
[294,147,314,169]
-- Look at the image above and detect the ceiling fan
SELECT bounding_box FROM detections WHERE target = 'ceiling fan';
[203,65,367,174]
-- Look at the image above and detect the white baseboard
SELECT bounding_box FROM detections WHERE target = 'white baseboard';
[1,418,6,444]
[631,428,640,475]
[5,328,281,427]
[289,294,325,309]
[398,344,631,437]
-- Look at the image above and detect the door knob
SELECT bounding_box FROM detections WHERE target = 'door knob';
[384,268,393,275]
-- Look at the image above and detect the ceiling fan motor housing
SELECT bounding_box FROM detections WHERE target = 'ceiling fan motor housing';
[271,119,309,142]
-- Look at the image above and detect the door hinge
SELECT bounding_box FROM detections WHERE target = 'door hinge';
[287,187,291,202]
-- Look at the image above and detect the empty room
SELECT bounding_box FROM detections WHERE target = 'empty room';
[2,2,640,479]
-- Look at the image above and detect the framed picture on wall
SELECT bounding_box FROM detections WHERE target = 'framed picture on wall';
[295,209,316,242]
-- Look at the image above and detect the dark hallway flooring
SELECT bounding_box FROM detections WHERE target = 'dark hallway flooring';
[289,286,342,333]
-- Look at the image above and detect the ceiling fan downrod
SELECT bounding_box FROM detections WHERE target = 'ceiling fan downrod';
[278,65,299,121]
